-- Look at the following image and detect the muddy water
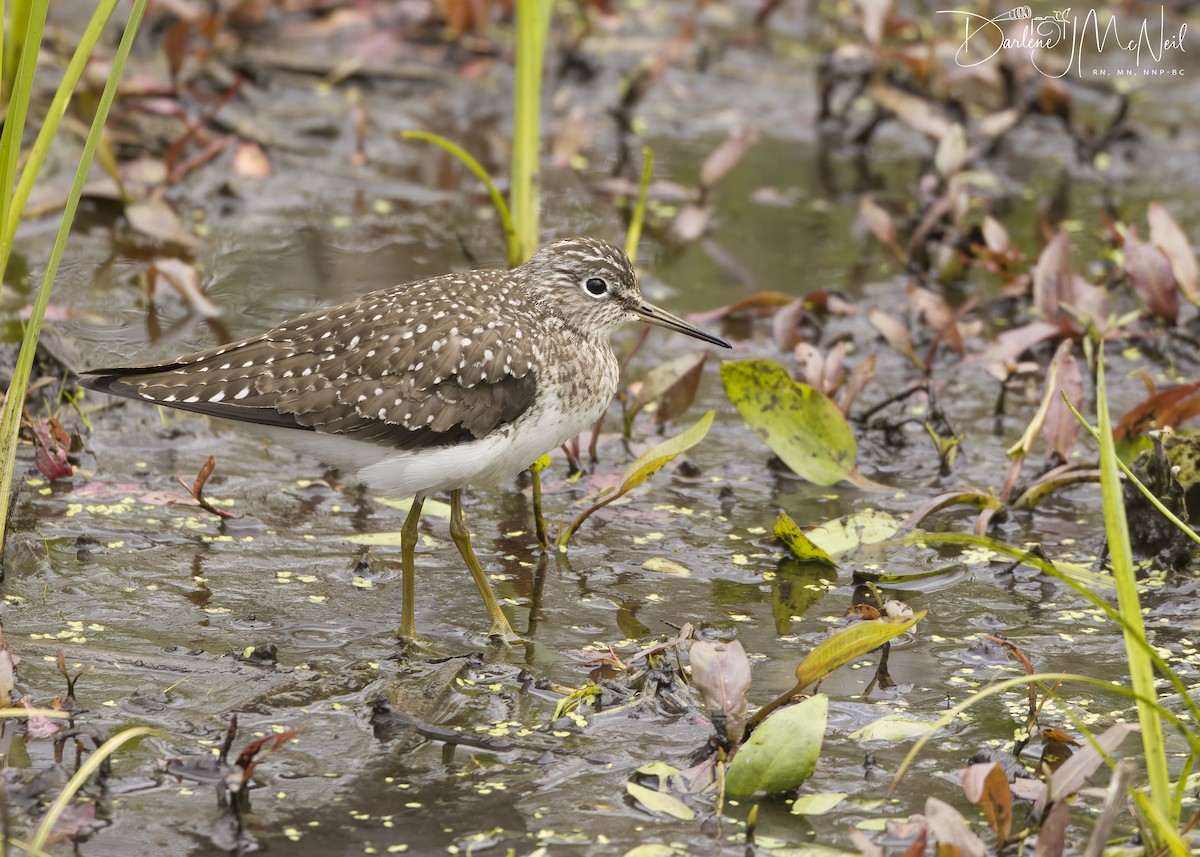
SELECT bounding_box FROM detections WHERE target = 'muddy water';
[6,10,1200,856]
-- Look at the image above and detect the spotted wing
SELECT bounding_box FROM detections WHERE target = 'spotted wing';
[79,274,542,451]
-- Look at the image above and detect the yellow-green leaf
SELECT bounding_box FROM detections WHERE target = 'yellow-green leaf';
[626,781,695,820]
[795,611,924,690]
[790,792,848,816]
[805,509,898,558]
[721,360,857,486]
[557,411,714,547]
[775,511,837,566]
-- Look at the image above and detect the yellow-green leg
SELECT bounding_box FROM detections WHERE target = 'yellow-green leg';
[448,488,522,642]
[395,494,424,641]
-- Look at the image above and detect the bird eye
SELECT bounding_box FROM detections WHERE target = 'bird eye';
[584,277,608,297]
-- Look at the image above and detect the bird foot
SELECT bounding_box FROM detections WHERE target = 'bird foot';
[486,619,528,646]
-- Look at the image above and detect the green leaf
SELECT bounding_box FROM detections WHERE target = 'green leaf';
[790,792,848,816]
[725,694,826,797]
[721,360,877,487]
[775,511,837,566]
[849,713,939,742]
[626,781,695,820]
[804,509,898,559]
[557,410,714,547]
[795,611,924,689]
[0,0,142,555]
[401,130,518,267]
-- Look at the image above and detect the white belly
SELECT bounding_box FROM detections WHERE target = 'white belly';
[241,382,609,497]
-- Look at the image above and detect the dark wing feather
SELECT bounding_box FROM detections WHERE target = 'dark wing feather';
[79,272,542,451]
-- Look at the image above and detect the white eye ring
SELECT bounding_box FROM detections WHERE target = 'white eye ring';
[583,277,608,297]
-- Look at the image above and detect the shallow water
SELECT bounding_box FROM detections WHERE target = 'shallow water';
[7,4,1200,854]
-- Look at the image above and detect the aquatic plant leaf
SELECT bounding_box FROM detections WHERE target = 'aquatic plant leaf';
[804,509,898,557]
[925,797,986,857]
[850,713,936,742]
[867,81,953,139]
[1124,225,1179,323]
[31,418,72,480]
[790,792,848,816]
[626,781,694,820]
[721,360,866,487]
[699,126,760,189]
[641,557,690,576]
[795,611,924,690]
[672,203,710,241]
[859,196,898,254]
[689,640,750,743]
[1032,230,1074,324]
[1147,202,1199,304]
[857,0,891,46]
[1042,340,1082,461]
[982,216,1009,253]
[1114,379,1200,441]
[1036,799,1069,857]
[557,411,714,546]
[959,762,1012,842]
[774,511,837,566]
[934,124,967,177]
[626,350,708,431]
[148,257,220,318]
[1042,722,1139,808]
[126,196,200,249]
[725,694,826,797]
[867,308,922,369]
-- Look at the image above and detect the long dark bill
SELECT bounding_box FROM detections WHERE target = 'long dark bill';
[635,301,731,348]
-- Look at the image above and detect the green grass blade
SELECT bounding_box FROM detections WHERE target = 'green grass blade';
[0,0,148,555]
[624,146,653,261]
[1095,347,1173,829]
[3,0,121,258]
[510,0,552,264]
[400,130,518,265]
[0,0,48,258]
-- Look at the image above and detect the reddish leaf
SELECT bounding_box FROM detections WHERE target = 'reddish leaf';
[838,352,876,414]
[689,292,795,325]
[860,196,899,254]
[867,308,922,369]
[959,762,1013,842]
[31,418,72,480]
[689,640,750,744]
[1147,202,1199,304]
[1032,231,1074,324]
[1034,799,1069,857]
[700,126,760,189]
[980,321,1061,380]
[772,299,805,352]
[21,698,59,739]
[1124,225,1179,323]
[671,204,711,242]
[1115,380,1200,439]
[925,796,986,857]
[163,20,190,83]
[1042,340,1082,460]
[908,284,964,355]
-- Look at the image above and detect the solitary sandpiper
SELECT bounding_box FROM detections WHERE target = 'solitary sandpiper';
[80,237,730,641]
